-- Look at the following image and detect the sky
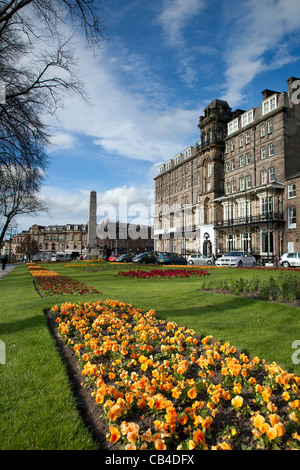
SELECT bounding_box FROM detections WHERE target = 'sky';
[15,0,300,233]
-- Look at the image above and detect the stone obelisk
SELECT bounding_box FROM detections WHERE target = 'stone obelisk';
[87,190,98,257]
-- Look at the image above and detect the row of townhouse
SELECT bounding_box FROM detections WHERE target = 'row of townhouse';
[8,221,153,260]
[153,77,300,264]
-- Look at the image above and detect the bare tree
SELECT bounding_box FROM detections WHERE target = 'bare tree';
[0,1,105,241]
[0,0,105,168]
[16,233,39,260]
[0,163,48,246]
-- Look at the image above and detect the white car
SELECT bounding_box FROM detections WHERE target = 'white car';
[187,254,214,266]
[279,252,300,268]
[215,251,256,267]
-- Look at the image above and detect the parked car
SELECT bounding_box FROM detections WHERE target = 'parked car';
[156,252,187,265]
[215,251,256,267]
[115,254,134,263]
[279,252,300,268]
[132,252,157,264]
[187,254,214,266]
[51,254,72,262]
[108,254,119,262]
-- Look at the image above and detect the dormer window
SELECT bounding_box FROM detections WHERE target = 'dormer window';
[262,95,277,115]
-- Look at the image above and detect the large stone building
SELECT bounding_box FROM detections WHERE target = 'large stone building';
[9,220,154,260]
[11,223,88,260]
[153,77,300,263]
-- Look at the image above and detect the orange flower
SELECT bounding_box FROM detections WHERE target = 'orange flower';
[260,423,270,434]
[282,391,290,401]
[141,428,152,442]
[274,422,285,437]
[178,414,188,426]
[125,443,136,450]
[171,387,181,399]
[187,387,197,400]
[154,438,166,450]
[108,426,121,443]
[267,427,278,440]
[268,414,280,426]
[193,429,205,446]
[252,414,265,429]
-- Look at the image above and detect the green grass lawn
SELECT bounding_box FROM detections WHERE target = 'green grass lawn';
[1,261,300,449]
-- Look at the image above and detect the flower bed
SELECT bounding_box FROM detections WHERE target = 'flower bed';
[28,264,101,296]
[117,268,209,279]
[201,271,300,304]
[50,299,300,450]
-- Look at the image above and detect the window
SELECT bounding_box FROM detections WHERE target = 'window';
[241,232,251,252]
[226,182,231,194]
[231,160,236,171]
[261,230,274,254]
[268,143,274,157]
[261,147,266,159]
[246,175,252,188]
[261,170,267,184]
[232,180,236,192]
[261,196,273,215]
[269,167,275,182]
[231,140,235,151]
[262,95,277,116]
[228,119,239,135]
[239,177,245,191]
[245,132,250,144]
[246,153,251,165]
[225,143,229,154]
[241,110,254,127]
[238,201,246,218]
[267,120,273,134]
[239,135,244,147]
[207,164,211,177]
[288,208,297,228]
[270,97,276,110]
[260,124,265,137]
[239,155,244,167]
[288,184,296,199]
[263,101,269,114]
[225,161,230,172]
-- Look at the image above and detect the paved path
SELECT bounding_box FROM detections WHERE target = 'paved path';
[0,263,21,281]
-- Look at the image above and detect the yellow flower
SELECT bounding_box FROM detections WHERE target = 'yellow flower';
[231,395,244,409]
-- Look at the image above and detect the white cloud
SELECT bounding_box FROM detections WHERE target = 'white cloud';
[15,183,155,230]
[47,133,78,152]
[222,0,300,106]
[158,0,206,47]
[48,42,200,163]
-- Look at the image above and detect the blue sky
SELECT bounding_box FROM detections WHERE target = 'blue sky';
[16,0,300,232]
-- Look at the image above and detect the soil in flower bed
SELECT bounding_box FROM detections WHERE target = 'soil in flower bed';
[46,300,300,451]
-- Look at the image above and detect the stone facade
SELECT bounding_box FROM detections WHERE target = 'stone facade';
[9,220,154,260]
[153,77,300,263]
[284,172,300,253]
[11,223,88,260]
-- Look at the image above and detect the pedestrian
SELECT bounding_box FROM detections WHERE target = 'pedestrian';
[1,255,7,270]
